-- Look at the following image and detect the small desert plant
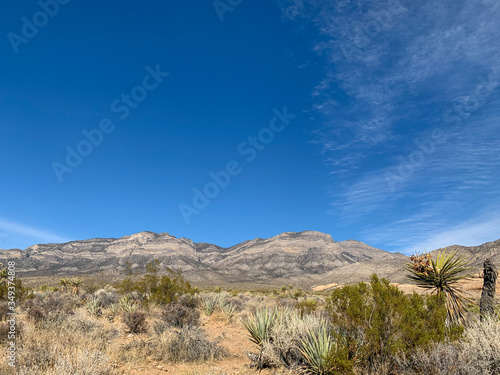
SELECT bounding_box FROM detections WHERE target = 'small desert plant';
[94,287,119,307]
[69,278,83,295]
[200,293,218,316]
[24,292,75,327]
[242,307,278,347]
[221,302,238,319]
[161,302,200,328]
[107,303,119,322]
[86,298,103,317]
[53,349,112,375]
[119,295,137,312]
[123,310,147,333]
[299,324,334,375]
[296,298,318,316]
[154,326,225,362]
[0,301,10,321]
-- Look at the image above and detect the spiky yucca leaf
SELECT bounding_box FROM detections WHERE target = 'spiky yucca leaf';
[242,307,278,347]
[298,324,333,375]
[405,250,474,325]
[199,294,217,316]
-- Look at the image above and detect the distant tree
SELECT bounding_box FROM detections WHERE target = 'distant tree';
[479,259,498,321]
[405,250,473,325]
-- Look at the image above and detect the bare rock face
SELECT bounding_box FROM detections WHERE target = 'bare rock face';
[1,230,497,286]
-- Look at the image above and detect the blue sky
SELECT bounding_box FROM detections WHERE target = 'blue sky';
[0,0,499,254]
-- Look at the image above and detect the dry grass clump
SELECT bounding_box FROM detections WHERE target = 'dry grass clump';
[94,286,119,308]
[24,292,77,326]
[119,325,225,364]
[154,326,226,362]
[0,301,10,320]
[396,318,500,375]
[122,310,148,334]
[160,299,200,328]
[0,310,118,375]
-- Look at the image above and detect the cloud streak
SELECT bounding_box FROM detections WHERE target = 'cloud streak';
[0,218,69,246]
[280,0,500,251]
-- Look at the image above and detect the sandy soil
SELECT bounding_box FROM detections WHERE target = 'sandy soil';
[111,312,290,375]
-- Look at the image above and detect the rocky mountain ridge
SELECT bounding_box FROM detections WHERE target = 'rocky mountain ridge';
[0,231,497,286]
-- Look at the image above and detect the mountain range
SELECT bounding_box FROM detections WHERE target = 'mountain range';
[0,231,498,286]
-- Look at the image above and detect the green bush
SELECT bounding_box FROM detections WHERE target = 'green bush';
[115,260,194,305]
[296,298,318,316]
[326,274,462,373]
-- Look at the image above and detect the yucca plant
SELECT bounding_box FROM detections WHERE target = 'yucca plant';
[86,298,102,317]
[107,303,119,322]
[298,324,334,375]
[221,303,238,320]
[200,294,217,316]
[216,291,229,309]
[405,250,474,325]
[242,307,278,347]
[119,295,137,312]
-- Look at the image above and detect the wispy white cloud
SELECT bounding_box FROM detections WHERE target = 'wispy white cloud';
[0,218,69,245]
[362,209,500,254]
[280,0,500,251]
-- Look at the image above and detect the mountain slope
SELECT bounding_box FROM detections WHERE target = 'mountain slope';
[0,231,497,286]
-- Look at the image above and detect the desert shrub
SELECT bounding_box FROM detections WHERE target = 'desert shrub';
[396,317,500,375]
[161,301,200,328]
[24,292,75,327]
[26,306,46,325]
[82,276,108,294]
[326,274,462,373]
[154,326,225,362]
[0,301,10,321]
[295,298,318,316]
[0,319,21,345]
[0,276,31,303]
[9,312,118,375]
[93,286,119,307]
[53,350,112,375]
[86,298,103,317]
[115,260,194,305]
[123,310,147,333]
